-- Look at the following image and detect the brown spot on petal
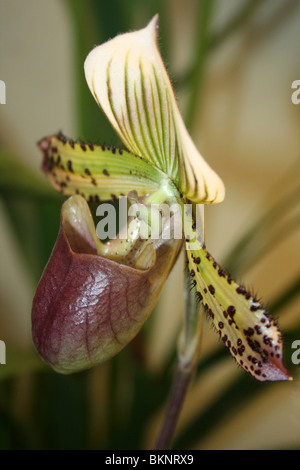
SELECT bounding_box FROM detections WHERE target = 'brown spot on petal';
[208,285,215,295]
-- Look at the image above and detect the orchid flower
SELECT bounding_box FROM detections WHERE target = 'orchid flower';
[32,16,291,382]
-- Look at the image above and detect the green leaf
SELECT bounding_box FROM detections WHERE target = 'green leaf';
[0,149,58,200]
[0,150,63,281]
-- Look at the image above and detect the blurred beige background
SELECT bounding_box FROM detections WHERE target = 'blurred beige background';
[0,0,299,449]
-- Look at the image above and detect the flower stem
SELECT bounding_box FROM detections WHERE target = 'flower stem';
[154,361,194,450]
[154,268,204,450]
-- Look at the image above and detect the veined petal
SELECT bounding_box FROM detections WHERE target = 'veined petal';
[32,194,182,374]
[84,15,225,204]
[39,132,166,202]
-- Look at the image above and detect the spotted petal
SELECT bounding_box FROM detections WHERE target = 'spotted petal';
[38,132,167,202]
[185,218,291,382]
[84,15,225,204]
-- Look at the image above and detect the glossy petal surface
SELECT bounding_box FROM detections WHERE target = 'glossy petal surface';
[32,196,181,373]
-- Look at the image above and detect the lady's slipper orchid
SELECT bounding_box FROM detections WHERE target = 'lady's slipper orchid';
[32,195,182,374]
[32,16,291,381]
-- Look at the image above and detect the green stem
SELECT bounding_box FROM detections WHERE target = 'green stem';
[154,362,194,450]
[154,260,204,450]
[179,269,204,368]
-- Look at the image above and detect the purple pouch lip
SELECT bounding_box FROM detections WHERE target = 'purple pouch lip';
[32,200,182,374]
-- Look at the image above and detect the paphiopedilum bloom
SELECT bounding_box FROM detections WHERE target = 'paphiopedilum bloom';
[32,16,291,381]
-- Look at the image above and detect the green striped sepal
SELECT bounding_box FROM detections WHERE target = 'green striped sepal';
[84,16,225,204]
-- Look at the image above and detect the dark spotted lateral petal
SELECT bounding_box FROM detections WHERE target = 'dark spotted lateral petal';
[185,224,291,382]
[38,133,166,201]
